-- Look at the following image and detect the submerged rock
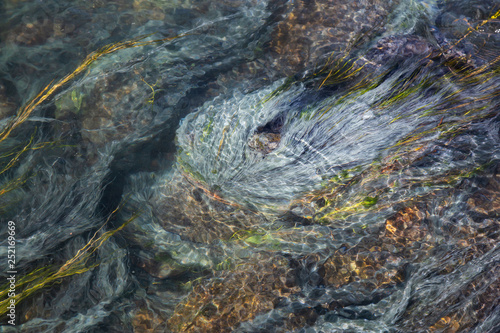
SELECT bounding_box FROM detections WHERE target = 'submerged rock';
[268,0,402,75]
[248,132,281,154]
[167,254,298,333]
[140,172,268,244]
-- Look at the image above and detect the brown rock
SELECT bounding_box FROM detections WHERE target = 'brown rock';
[157,173,267,244]
[268,0,400,75]
[167,255,297,333]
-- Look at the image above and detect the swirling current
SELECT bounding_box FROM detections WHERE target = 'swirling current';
[0,0,499,332]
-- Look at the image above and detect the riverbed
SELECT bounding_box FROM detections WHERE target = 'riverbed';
[0,0,499,332]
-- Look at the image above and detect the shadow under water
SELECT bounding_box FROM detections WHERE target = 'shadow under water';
[0,0,499,332]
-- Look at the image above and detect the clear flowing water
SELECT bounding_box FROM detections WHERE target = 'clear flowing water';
[0,0,499,332]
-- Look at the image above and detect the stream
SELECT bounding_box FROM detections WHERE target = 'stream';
[0,0,499,332]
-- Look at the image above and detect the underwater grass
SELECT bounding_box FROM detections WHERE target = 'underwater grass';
[0,30,192,315]
[0,29,189,223]
[179,30,500,227]
[0,32,188,144]
[0,130,63,178]
[0,209,140,317]
[0,130,68,216]
[295,47,500,224]
[1,7,498,323]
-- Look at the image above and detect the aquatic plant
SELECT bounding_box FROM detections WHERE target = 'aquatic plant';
[0,209,139,317]
[0,32,187,144]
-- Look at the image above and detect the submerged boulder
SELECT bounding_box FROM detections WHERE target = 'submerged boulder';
[268,0,402,75]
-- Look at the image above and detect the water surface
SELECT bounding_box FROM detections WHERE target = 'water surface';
[0,0,499,332]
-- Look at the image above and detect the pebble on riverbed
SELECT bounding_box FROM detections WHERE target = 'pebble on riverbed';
[248,132,281,154]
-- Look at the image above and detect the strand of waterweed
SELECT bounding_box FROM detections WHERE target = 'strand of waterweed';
[0,207,140,317]
[0,32,189,144]
[0,128,66,215]
[0,130,62,177]
[443,9,500,56]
